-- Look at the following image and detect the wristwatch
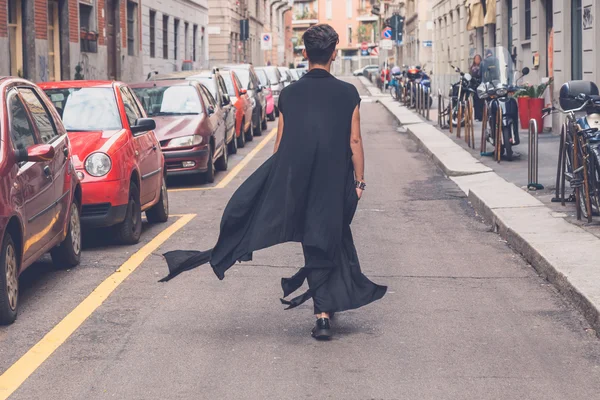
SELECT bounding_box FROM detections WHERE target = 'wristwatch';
[355,180,366,190]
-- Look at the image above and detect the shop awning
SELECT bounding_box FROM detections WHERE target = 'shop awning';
[483,0,496,25]
[466,0,484,30]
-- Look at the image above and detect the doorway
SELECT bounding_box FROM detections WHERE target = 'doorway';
[47,0,60,81]
[106,0,118,80]
[571,0,583,80]
[8,0,24,77]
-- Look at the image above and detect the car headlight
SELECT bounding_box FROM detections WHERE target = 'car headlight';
[167,135,203,148]
[85,152,112,177]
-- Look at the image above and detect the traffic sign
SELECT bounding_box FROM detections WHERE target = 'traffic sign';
[361,42,369,51]
[423,40,433,47]
[382,27,392,39]
[380,39,393,50]
[261,32,272,50]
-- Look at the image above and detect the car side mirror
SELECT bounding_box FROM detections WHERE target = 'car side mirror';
[222,96,231,106]
[131,118,156,135]
[240,89,247,95]
[207,106,215,115]
[15,144,56,163]
[257,85,263,92]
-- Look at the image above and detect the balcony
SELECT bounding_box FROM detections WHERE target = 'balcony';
[292,10,319,28]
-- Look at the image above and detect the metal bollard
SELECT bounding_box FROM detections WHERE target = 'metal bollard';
[425,86,430,120]
[527,118,544,190]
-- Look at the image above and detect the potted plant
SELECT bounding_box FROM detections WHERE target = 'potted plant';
[515,78,553,130]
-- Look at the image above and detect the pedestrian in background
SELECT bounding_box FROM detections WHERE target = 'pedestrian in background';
[160,24,386,340]
[470,54,483,121]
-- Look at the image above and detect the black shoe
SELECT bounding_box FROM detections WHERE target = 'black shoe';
[311,318,332,340]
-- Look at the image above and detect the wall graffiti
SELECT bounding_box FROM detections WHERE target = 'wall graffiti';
[583,7,593,30]
[38,56,49,82]
[77,53,100,80]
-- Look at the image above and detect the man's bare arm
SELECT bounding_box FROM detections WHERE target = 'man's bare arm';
[350,105,365,198]
[273,113,284,153]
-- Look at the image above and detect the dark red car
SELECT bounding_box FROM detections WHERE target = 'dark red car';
[40,81,168,245]
[0,77,82,324]
[131,80,228,183]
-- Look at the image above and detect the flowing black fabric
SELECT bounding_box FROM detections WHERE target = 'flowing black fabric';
[162,68,387,313]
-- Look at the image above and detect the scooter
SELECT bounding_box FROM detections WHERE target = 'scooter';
[448,65,479,127]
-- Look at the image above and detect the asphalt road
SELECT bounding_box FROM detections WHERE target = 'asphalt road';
[2,78,600,400]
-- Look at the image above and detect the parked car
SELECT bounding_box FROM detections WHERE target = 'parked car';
[152,69,238,153]
[221,64,268,133]
[0,77,82,324]
[353,64,379,77]
[130,80,229,184]
[261,66,284,117]
[289,69,301,81]
[40,80,168,245]
[278,67,293,87]
[221,70,254,145]
[255,68,276,121]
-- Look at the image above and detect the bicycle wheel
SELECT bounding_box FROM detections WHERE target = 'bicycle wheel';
[390,85,398,100]
[587,147,600,215]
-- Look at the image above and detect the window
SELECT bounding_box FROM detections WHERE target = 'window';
[120,88,142,127]
[174,19,180,60]
[131,86,202,116]
[524,0,531,40]
[346,0,352,18]
[217,76,230,106]
[571,0,583,80]
[19,88,59,144]
[8,0,23,77]
[127,1,137,56]
[79,2,97,53]
[221,73,237,97]
[199,85,217,112]
[149,10,156,58]
[347,26,353,45]
[44,87,122,131]
[193,24,198,61]
[184,22,189,60]
[163,15,169,59]
[7,90,37,151]
[326,0,332,19]
[507,0,513,47]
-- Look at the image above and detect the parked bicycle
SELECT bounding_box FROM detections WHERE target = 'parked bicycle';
[549,80,600,221]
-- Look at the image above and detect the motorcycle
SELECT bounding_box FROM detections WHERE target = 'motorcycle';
[405,67,432,108]
[390,65,407,101]
[448,65,479,127]
[477,47,530,161]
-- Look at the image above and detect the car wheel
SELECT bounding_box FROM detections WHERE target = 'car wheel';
[228,129,238,155]
[254,112,263,137]
[115,182,142,245]
[204,144,216,183]
[245,122,254,142]
[51,199,82,268]
[0,232,18,325]
[275,107,280,118]
[261,115,268,131]
[146,174,169,223]
[267,111,276,121]
[215,141,228,171]
[237,122,246,148]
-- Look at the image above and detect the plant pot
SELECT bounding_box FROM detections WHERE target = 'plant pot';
[529,97,544,132]
[518,96,530,129]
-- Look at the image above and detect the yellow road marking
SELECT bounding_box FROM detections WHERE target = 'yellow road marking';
[215,127,277,189]
[0,214,196,399]
[167,127,277,192]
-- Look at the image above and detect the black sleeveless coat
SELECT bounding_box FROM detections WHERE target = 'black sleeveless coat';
[162,68,386,313]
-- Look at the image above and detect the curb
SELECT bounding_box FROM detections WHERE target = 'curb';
[363,79,600,336]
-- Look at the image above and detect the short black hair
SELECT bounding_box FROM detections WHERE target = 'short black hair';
[302,24,339,65]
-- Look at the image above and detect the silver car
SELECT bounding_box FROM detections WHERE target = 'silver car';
[261,66,284,116]
[278,67,293,87]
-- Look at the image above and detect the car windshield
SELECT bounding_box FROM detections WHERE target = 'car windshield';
[221,74,237,97]
[131,85,201,116]
[265,68,280,83]
[256,69,269,86]
[45,87,122,131]
[232,69,250,89]
[198,77,218,99]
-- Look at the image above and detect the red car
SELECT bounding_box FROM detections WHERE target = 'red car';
[130,79,229,183]
[0,77,82,324]
[221,70,253,147]
[40,81,168,245]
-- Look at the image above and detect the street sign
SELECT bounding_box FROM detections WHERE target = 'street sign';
[380,39,393,50]
[382,27,392,39]
[423,40,433,47]
[361,41,369,51]
[261,32,272,50]
[361,49,369,56]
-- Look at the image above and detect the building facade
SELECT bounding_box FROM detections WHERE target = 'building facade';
[1,0,144,82]
[140,0,209,77]
[400,0,433,70]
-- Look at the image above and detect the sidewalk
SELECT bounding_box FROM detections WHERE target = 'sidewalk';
[359,77,600,337]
